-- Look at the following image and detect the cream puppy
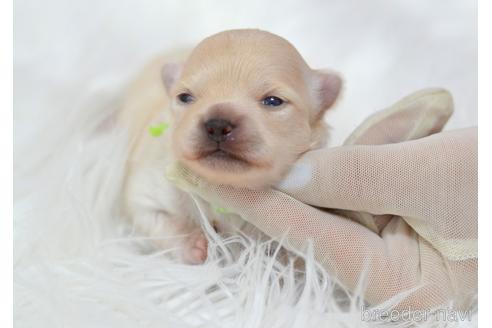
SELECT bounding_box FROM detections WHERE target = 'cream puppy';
[121,29,341,264]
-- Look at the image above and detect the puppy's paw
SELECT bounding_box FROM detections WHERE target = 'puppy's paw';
[182,230,208,264]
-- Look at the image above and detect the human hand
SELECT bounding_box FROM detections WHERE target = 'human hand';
[169,89,477,309]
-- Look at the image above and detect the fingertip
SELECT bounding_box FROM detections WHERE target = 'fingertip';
[276,162,313,192]
[165,162,202,191]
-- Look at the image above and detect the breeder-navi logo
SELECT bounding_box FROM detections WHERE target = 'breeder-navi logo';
[361,307,473,323]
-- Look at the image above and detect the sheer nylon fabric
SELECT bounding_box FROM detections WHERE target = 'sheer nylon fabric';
[170,89,477,309]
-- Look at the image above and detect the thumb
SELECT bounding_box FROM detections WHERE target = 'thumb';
[166,162,284,220]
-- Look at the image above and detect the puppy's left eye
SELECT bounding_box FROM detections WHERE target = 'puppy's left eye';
[177,93,195,104]
[262,96,284,107]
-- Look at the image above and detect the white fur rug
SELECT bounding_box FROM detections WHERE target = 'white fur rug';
[14,0,477,327]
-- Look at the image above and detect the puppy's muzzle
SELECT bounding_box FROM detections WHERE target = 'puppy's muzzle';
[204,118,235,142]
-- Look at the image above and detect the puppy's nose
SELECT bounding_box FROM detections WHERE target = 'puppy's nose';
[204,118,234,142]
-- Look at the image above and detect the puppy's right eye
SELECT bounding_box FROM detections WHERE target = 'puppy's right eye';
[261,96,284,107]
[177,93,195,104]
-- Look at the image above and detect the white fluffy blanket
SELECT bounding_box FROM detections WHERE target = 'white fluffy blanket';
[14,0,477,327]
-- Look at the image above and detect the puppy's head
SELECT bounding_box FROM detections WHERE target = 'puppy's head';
[164,30,341,188]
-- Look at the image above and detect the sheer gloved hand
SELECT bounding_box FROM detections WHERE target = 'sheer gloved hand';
[170,89,477,309]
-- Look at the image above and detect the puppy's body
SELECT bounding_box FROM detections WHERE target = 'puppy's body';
[121,55,209,263]
[121,30,341,263]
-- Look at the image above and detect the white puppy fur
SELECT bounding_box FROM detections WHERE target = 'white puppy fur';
[120,29,341,263]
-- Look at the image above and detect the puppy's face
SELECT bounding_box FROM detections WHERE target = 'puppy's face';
[164,30,341,188]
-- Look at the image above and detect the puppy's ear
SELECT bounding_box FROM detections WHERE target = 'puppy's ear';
[161,63,182,94]
[311,70,342,119]
[308,70,342,149]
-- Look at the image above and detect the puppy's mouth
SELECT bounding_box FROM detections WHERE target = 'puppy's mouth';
[203,148,246,161]
[197,146,252,169]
